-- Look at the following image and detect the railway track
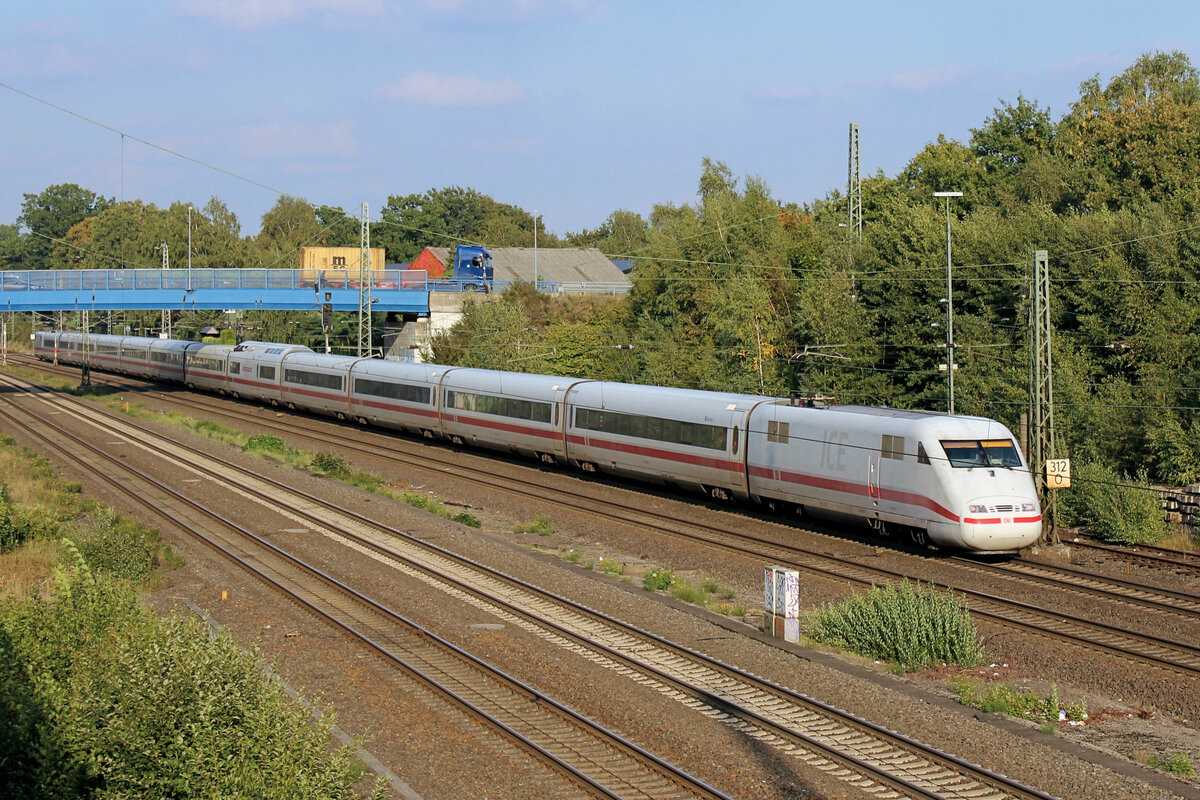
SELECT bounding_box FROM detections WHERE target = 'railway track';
[13,356,1200,680]
[1066,536,1200,572]
[32,360,1200,681]
[0,374,732,800]
[0,369,1060,800]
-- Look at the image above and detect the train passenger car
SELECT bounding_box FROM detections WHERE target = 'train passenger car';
[744,404,1040,552]
[346,359,445,436]
[32,330,58,361]
[439,369,581,461]
[144,338,193,383]
[35,331,96,369]
[278,352,362,417]
[115,336,161,378]
[563,381,771,499]
[227,341,313,404]
[183,343,235,394]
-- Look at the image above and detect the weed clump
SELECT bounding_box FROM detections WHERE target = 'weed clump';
[947,677,1086,724]
[245,434,296,457]
[514,515,554,536]
[1137,751,1197,777]
[809,580,983,671]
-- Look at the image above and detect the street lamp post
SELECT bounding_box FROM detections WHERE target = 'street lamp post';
[187,205,192,292]
[933,191,963,415]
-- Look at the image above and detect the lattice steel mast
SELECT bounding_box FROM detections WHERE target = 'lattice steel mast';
[847,123,862,240]
[358,202,372,357]
[1028,249,1057,541]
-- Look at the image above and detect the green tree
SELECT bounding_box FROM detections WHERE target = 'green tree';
[256,195,321,266]
[376,187,543,262]
[18,183,113,268]
[566,209,649,257]
[1059,51,1200,210]
[314,205,359,249]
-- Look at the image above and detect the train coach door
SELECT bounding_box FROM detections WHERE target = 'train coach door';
[867,450,881,510]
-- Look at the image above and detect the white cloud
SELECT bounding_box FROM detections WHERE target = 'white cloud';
[176,0,383,30]
[378,72,524,107]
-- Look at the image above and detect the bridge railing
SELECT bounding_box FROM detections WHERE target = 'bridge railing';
[0,269,429,292]
[1,269,629,295]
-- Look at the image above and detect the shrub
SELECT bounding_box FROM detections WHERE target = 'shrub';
[69,506,159,583]
[1058,461,1168,545]
[809,580,983,671]
[0,544,383,799]
[451,512,482,528]
[245,434,295,456]
[310,451,352,480]
[0,486,61,554]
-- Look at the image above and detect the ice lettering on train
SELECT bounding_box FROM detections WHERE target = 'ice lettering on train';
[820,430,849,472]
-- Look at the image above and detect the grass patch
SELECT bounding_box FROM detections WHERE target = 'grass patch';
[1136,751,1197,777]
[565,549,583,563]
[514,514,554,536]
[400,491,482,528]
[808,580,984,671]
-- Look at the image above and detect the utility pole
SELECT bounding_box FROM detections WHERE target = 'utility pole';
[847,123,861,241]
[357,202,372,358]
[1028,249,1059,543]
[933,191,962,414]
[159,240,171,338]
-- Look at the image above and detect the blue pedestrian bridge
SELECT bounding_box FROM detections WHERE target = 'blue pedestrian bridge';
[0,268,520,314]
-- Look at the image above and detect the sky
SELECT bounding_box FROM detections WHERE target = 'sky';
[2,1,1199,241]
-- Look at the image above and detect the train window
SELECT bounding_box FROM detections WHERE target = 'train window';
[940,439,1022,468]
[767,420,790,444]
[446,390,551,423]
[732,426,739,454]
[917,442,931,465]
[190,356,223,372]
[575,407,727,451]
[259,365,276,380]
[353,378,431,405]
[882,434,905,460]
[284,369,343,391]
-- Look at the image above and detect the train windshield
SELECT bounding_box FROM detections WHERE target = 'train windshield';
[939,439,1023,469]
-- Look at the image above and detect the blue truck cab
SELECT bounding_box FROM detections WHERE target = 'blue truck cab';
[451,245,493,291]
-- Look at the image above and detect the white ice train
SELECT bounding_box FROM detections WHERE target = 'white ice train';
[35,331,1042,553]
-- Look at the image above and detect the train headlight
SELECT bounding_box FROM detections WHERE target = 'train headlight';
[969,504,987,513]
[1021,502,1036,512]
